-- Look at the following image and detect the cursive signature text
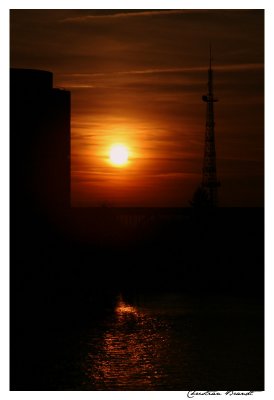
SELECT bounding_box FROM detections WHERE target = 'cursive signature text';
[187,392,255,398]
[187,393,221,398]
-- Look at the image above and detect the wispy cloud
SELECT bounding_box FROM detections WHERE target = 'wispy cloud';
[60,10,200,24]
[64,63,264,79]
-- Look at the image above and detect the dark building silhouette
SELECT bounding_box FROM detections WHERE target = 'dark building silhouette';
[10,68,70,222]
[10,69,72,389]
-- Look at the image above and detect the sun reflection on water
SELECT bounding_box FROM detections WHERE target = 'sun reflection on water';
[115,295,141,316]
[84,294,171,390]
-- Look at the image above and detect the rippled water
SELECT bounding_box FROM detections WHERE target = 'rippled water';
[51,293,263,390]
[83,296,175,390]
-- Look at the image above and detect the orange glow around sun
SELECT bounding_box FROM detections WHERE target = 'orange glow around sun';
[109,144,129,167]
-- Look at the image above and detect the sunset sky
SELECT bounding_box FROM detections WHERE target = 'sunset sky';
[10,9,264,207]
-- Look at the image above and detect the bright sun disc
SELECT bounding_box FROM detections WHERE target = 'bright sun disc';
[109,144,129,166]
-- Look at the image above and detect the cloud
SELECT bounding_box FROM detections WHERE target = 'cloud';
[59,63,263,92]
[60,10,201,24]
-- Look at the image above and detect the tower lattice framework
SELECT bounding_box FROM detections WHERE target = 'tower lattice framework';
[201,47,220,206]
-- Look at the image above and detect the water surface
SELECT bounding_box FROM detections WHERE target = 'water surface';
[49,292,263,390]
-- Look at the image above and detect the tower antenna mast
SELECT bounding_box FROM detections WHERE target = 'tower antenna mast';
[200,45,220,206]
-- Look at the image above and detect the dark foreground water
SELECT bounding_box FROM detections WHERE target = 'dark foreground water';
[46,292,263,390]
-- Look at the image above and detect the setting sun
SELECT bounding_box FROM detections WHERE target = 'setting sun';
[109,144,129,167]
